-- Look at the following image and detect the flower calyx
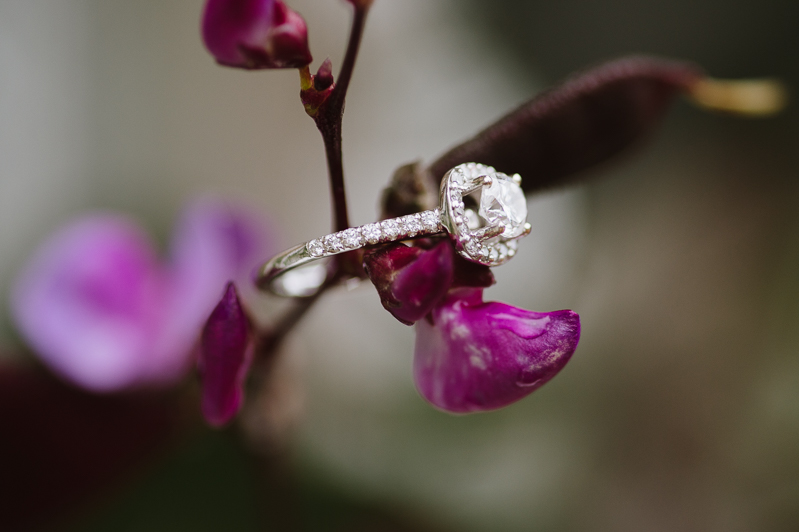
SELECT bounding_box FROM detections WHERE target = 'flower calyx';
[300,59,336,118]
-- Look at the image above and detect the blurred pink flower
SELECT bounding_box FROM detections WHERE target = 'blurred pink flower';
[202,0,312,69]
[365,241,580,413]
[11,199,270,392]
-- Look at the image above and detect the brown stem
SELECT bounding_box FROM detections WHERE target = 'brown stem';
[329,5,368,112]
[254,4,371,362]
[317,3,370,233]
[321,127,349,232]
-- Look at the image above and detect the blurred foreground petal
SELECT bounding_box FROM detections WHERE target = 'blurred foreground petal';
[11,216,168,391]
[199,283,253,427]
[10,199,271,392]
[414,289,580,413]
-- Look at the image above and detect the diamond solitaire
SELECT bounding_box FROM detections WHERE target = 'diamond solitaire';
[440,163,530,267]
[479,173,527,238]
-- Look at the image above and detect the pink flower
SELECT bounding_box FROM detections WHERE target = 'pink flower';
[365,241,580,413]
[202,0,312,69]
[10,199,270,392]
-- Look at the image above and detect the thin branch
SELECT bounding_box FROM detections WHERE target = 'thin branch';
[317,3,370,233]
[320,125,350,232]
[256,3,372,358]
[329,5,369,111]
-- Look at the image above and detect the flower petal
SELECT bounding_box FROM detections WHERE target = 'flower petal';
[202,0,312,69]
[199,282,252,427]
[364,241,453,325]
[414,288,580,413]
[10,215,168,391]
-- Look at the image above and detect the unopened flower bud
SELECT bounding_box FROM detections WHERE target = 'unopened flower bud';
[198,282,253,427]
[364,240,494,325]
[313,58,334,91]
[202,0,312,70]
[364,241,453,325]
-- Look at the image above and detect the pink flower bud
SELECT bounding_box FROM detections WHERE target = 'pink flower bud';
[364,242,453,325]
[364,240,494,325]
[198,283,253,427]
[202,0,312,70]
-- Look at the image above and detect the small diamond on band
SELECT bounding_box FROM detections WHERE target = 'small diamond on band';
[341,228,362,249]
[421,210,440,231]
[304,209,446,262]
[323,234,344,253]
[307,239,324,257]
[381,219,400,240]
[404,214,423,236]
[362,223,381,244]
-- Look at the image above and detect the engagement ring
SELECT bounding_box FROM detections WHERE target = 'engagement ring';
[257,163,531,297]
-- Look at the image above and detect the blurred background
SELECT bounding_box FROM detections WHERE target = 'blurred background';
[1,0,799,530]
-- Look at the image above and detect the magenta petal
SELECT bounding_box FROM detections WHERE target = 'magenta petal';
[10,216,168,391]
[364,241,454,325]
[202,0,311,69]
[414,289,580,413]
[169,198,271,289]
[266,1,314,67]
[10,199,272,393]
[199,283,252,427]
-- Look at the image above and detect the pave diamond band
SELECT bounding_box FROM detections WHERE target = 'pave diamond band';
[307,210,444,259]
[257,163,531,297]
[256,211,446,296]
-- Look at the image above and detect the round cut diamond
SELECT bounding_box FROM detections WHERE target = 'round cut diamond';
[323,234,344,253]
[421,210,440,231]
[441,163,529,266]
[381,219,400,239]
[361,223,381,244]
[341,228,362,249]
[307,239,324,257]
[404,214,422,235]
[478,174,527,237]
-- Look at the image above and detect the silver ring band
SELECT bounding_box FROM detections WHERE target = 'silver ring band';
[257,209,445,297]
[257,163,531,297]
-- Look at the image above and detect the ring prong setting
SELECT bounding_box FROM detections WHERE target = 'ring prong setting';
[440,163,529,267]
